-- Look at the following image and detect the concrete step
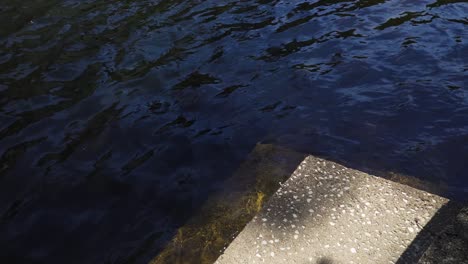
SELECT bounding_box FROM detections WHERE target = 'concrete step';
[216,156,462,264]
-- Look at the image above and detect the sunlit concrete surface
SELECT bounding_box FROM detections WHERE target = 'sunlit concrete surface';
[216,156,454,264]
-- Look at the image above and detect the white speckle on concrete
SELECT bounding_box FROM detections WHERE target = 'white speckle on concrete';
[217,155,450,264]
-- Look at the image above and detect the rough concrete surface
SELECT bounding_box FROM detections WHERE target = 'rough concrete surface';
[456,207,468,241]
[216,156,455,264]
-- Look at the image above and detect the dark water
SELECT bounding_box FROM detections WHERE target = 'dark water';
[0,0,467,263]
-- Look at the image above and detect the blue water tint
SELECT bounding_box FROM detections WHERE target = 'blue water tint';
[0,0,467,263]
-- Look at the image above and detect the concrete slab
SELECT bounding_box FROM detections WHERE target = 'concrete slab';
[216,156,455,264]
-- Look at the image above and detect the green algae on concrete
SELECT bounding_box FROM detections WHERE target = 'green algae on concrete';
[149,144,305,264]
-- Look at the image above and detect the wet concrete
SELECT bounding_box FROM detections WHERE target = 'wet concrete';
[216,156,459,264]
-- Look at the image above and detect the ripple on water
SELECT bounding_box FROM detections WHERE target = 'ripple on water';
[0,0,467,263]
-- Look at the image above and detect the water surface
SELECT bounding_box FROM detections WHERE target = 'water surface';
[0,0,467,263]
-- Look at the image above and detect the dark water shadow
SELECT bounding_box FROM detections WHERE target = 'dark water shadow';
[395,200,463,264]
[316,257,336,264]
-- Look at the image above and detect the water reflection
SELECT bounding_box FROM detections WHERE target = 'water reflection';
[0,0,467,263]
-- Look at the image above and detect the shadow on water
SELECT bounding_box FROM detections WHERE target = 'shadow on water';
[0,0,467,263]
